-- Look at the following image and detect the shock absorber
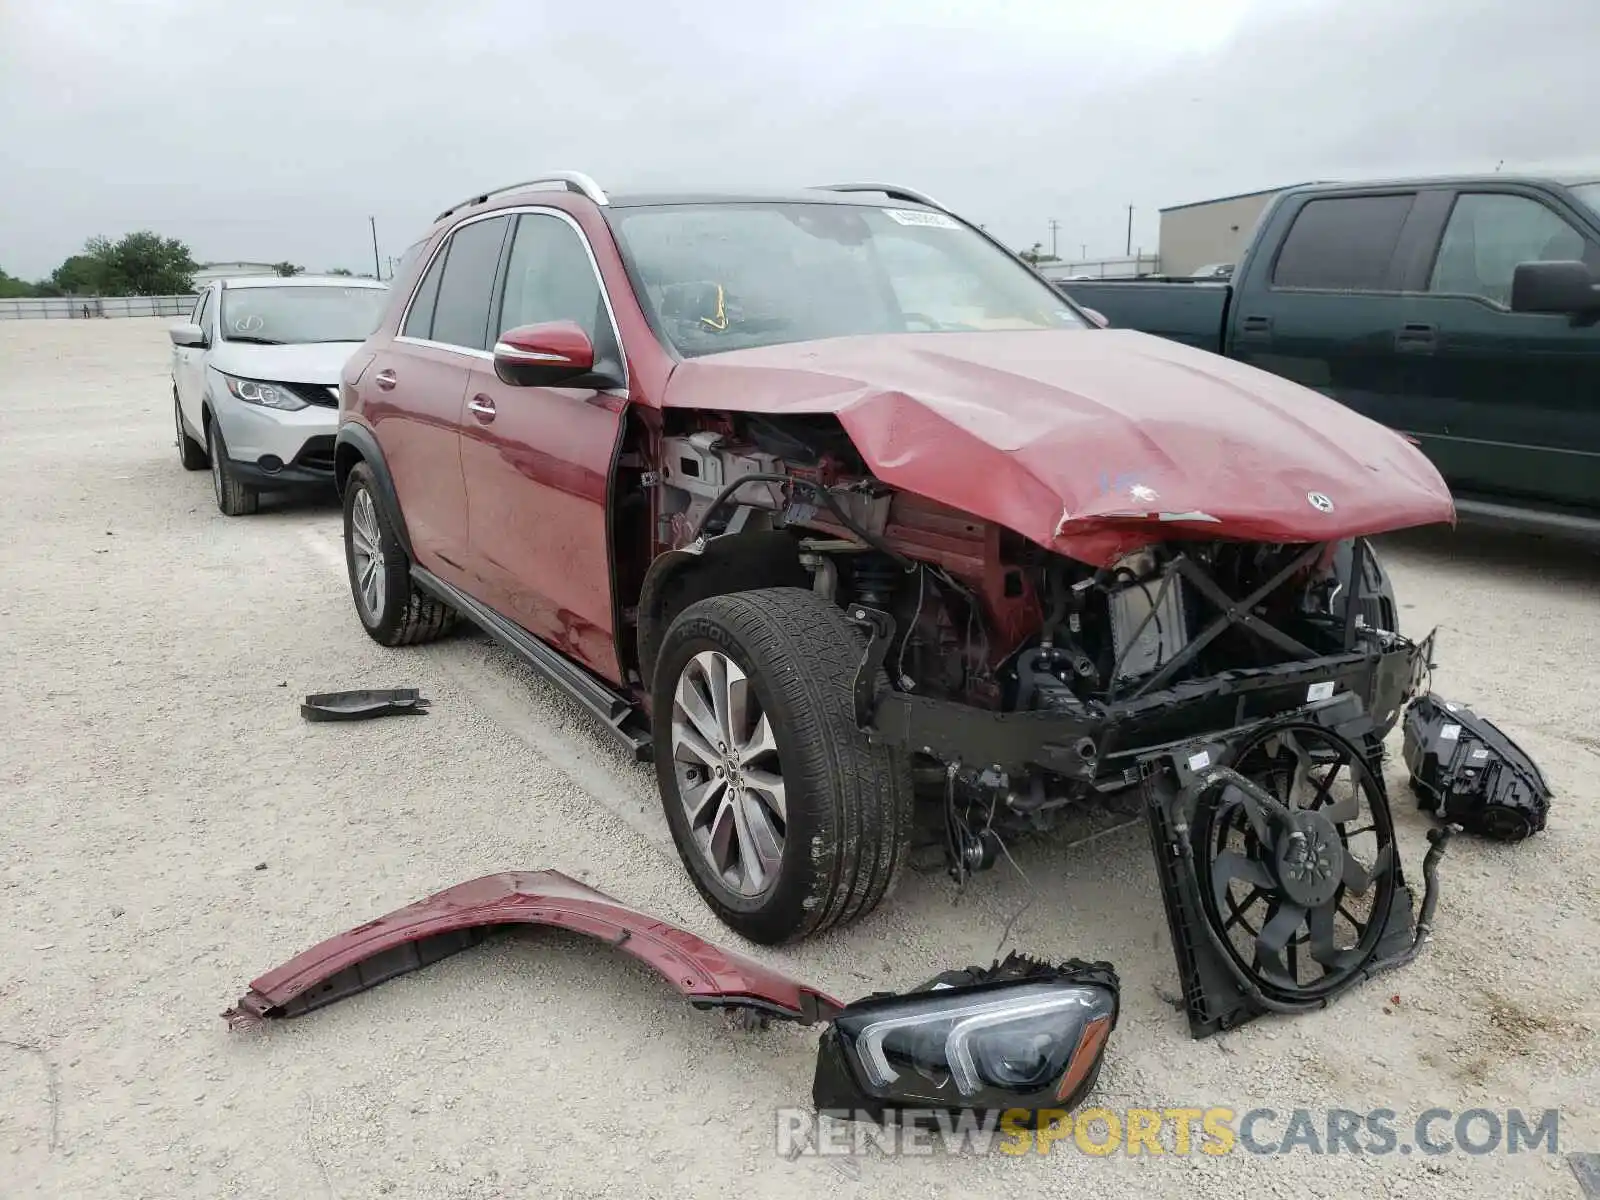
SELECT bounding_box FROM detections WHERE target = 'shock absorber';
[851,554,899,608]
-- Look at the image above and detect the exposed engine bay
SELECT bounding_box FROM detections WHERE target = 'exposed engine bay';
[653,412,1427,874]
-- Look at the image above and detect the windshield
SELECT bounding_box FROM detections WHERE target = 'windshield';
[1571,182,1600,221]
[219,285,388,345]
[607,202,1087,357]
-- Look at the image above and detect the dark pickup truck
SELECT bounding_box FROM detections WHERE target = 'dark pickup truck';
[1061,174,1600,538]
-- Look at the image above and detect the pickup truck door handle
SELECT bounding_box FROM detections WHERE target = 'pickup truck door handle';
[1238,315,1273,339]
[1394,323,1438,353]
[373,368,397,391]
[467,395,497,423]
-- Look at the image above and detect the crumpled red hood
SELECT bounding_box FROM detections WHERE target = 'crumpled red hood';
[662,329,1455,565]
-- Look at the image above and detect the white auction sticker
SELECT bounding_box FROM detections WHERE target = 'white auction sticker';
[1440,723,1462,741]
[883,208,960,229]
[1188,750,1211,771]
[1306,681,1336,702]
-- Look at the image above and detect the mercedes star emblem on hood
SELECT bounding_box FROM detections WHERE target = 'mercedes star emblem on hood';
[1307,492,1335,513]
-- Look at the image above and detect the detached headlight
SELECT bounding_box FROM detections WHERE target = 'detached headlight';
[813,955,1119,1120]
[221,374,307,411]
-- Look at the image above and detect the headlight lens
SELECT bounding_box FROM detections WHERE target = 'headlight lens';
[221,374,307,411]
[814,957,1119,1118]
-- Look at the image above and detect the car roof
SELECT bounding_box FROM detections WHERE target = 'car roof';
[1289,170,1600,196]
[218,275,387,290]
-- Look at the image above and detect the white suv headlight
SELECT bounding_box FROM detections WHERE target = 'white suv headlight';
[221,373,307,411]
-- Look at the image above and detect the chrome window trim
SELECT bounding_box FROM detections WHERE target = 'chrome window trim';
[392,205,628,395]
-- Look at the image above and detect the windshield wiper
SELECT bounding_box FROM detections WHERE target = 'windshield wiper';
[225,335,285,345]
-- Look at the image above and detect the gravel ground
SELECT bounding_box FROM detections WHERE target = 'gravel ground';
[2,317,1596,1199]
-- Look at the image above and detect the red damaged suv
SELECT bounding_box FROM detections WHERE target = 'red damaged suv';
[335,173,1454,946]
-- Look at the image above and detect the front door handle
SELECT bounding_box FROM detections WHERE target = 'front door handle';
[373,368,397,391]
[1394,322,1438,353]
[467,395,497,423]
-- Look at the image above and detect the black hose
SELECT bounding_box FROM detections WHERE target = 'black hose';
[685,471,916,572]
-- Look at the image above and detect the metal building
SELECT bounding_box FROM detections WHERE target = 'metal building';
[1157,183,1320,277]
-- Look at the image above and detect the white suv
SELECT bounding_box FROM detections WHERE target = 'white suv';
[171,275,388,515]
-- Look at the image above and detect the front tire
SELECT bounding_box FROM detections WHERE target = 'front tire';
[342,462,455,646]
[206,420,259,516]
[652,587,913,945]
[175,393,208,470]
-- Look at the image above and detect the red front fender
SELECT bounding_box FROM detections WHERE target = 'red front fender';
[224,871,843,1029]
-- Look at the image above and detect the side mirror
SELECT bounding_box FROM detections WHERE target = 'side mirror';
[1082,307,1109,328]
[492,320,602,388]
[169,322,208,348]
[1510,260,1600,314]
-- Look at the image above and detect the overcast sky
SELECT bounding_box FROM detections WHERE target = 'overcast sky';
[1,0,1594,280]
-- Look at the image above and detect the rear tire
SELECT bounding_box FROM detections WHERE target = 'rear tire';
[342,462,455,646]
[652,587,913,945]
[175,393,208,470]
[206,420,259,516]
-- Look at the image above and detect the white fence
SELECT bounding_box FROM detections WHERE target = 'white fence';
[0,295,196,320]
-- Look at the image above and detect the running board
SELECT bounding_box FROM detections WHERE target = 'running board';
[410,567,653,762]
[1453,496,1600,543]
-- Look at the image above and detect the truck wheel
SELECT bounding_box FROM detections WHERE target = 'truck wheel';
[652,587,913,945]
[175,393,208,470]
[342,462,455,646]
[206,420,259,516]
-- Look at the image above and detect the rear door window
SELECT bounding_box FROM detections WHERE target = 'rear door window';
[1428,192,1596,307]
[401,246,446,340]
[427,216,512,350]
[1271,194,1416,291]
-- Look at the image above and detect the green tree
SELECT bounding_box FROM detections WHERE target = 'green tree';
[0,266,39,298]
[49,253,104,295]
[272,261,304,277]
[327,267,354,276]
[50,233,197,295]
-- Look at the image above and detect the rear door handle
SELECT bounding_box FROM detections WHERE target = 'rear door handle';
[373,368,397,391]
[1238,314,1273,339]
[467,395,497,422]
[1394,322,1438,353]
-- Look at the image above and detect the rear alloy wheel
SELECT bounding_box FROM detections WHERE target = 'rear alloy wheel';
[653,587,913,945]
[206,420,259,516]
[341,462,455,647]
[174,393,208,470]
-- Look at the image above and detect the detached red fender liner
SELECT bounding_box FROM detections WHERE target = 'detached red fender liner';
[223,871,843,1029]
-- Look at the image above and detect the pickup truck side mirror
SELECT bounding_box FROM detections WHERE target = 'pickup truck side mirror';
[169,322,208,348]
[1509,260,1600,315]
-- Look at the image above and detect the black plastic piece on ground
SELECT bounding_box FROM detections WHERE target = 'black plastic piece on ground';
[1401,692,1552,841]
[301,688,432,722]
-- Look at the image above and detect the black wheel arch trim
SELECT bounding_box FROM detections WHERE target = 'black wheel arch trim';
[335,424,415,561]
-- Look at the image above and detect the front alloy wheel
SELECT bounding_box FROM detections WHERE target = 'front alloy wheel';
[671,650,787,897]
[651,587,913,945]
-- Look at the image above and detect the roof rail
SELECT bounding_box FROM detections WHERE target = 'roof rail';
[812,182,955,216]
[435,172,608,222]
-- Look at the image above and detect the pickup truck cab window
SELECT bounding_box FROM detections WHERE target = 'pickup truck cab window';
[428,215,512,352]
[1428,192,1594,307]
[1271,193,1415,291]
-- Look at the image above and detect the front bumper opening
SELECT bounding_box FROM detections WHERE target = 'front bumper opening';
[865,630,1433,785]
